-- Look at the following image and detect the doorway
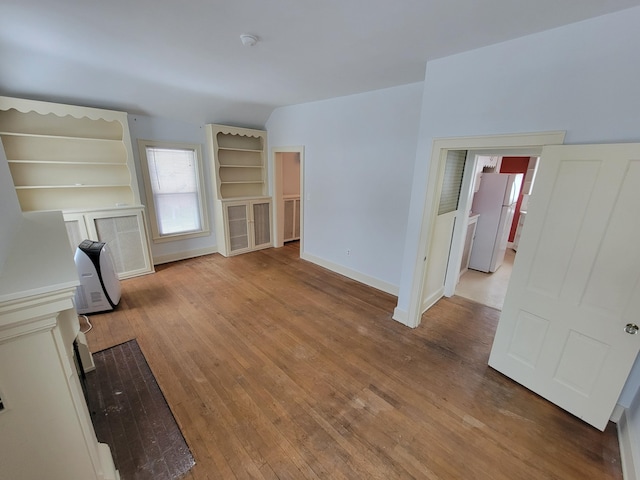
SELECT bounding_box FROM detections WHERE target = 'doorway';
[273,147,304,253]
[455,154,539,310]
[398,131,565,328]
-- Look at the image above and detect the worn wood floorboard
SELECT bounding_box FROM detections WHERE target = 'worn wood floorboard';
[85,242,622,479]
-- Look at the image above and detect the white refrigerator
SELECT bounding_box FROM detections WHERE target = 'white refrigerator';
[469,173,522,273]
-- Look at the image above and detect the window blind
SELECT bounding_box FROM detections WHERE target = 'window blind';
[145,147,201,235]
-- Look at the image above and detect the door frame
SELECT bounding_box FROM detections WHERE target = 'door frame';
[398,131,565,328]
[272,146,305,251]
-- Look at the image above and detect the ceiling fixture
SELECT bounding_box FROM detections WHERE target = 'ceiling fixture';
[240,34,258,47]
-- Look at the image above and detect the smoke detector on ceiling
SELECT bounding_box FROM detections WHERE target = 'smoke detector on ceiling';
[240,34,258,47]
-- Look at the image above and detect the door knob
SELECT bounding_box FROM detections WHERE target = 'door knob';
[625,323,639,335]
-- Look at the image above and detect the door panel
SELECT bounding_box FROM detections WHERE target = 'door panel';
[489,144,640,430]
[422,150,466,311]
[422,212,456,310]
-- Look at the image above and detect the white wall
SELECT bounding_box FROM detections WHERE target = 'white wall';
[0,139,23,269]
[267,83,423,293]
[127,114,218,263]
[398,6,640,314]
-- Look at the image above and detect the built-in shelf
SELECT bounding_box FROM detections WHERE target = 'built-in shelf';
[205,124,272,257]
[0,96,153,279]
[0,96,139,212]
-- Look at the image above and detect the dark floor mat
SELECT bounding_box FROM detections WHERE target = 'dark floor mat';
[86,339,195,480]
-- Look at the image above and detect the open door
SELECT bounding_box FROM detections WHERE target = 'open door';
[489,143,640,430]
[421,150,466,311]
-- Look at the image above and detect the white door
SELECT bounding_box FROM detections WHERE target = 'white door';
[489,143,640,430]
[422,212,456,310]
[421,150,466,311]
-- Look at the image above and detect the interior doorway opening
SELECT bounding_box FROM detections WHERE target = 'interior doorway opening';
[454,154,539,310]
[399,131,565,329]
[273,147,304,254]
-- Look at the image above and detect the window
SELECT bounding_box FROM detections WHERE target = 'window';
[138,140,209,241]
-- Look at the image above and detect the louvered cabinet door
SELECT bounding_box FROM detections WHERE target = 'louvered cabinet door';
[63,212,90,256]
[251,200,272,249]
[84,207,154,279]
[224,202,250,254]
[283,196,300,242]
[222,198,272,256]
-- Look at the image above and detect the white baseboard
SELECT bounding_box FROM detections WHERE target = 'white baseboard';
[618,408,639,480]
[300,252,399,296]
[392,307,410,326]
[152,246,218,265]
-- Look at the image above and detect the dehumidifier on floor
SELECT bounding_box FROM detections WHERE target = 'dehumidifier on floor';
[73,240,121,314]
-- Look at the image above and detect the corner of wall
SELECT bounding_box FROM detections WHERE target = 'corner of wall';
[618,408,639,480]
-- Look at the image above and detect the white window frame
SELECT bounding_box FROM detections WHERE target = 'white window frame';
[138,139,210,242]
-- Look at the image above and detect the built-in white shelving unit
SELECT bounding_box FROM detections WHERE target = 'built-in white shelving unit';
[0,96,154,278]
[206,124,272,256]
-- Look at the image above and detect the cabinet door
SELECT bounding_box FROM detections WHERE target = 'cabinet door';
[283,197,300,242]
[63,213,90,256]
[84,208,154,279]
[225,203,251,254]
[251,200,272,249]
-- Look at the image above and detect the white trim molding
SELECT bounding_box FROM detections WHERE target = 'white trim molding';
[618,408,639,480]
[399,131,566,329]
[152,246,218,265]
[301,252,399,297]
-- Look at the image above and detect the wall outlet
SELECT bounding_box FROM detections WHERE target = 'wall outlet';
[346,249,351,256]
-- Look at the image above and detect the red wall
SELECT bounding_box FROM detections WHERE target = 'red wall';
[499,157,529,242]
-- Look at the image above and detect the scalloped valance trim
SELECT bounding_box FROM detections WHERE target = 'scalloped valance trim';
[0,96,128,125]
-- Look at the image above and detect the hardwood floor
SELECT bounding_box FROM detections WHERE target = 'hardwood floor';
[84,243,622,479]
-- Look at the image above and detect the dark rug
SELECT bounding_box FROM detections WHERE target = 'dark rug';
[86,339,195,479]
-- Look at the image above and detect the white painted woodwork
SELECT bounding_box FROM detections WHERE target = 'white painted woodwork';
[206,124,272,257]
[283,196,301,242]
[459,214,479,277]
[512,211,526,251]
[397,132,565,329]
[63,207,154,279]
[489,143,640,430]
[0,210,118,479]
[422,210,456,312]
[222,198,273,256]
[0,96,154,279]
[422,149,467,312]
[0,96,140,211]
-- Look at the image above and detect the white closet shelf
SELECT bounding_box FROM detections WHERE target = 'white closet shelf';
[218,146,262,153]
[220,180,264,185]
[219,164,262,168]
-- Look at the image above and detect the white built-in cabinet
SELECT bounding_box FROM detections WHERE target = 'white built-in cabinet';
[0,96,154,278]
[224,198,272,255]
[0,211,119,480]
[206,124,272,256]
[63,207,153,279]
[283,196,301,242]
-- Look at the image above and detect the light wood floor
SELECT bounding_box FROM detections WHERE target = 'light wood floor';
[85,242,622,479]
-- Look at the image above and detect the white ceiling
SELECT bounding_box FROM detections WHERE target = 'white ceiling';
[1,0,639,128]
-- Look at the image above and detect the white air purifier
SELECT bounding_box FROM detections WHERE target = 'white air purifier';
[73,240,121,314]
